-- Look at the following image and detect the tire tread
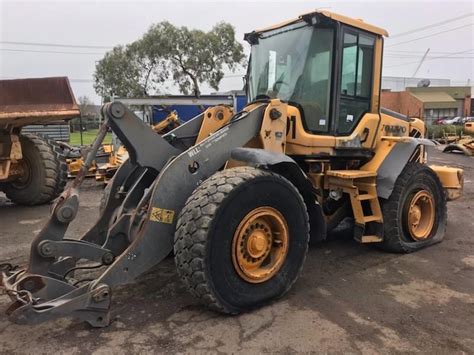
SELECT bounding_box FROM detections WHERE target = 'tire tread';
[174,167,309,314]
[380,162,447,253]
[4,133,67,205]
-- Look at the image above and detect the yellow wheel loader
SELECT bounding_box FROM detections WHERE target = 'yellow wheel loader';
[0,77,77,205]
[0,11,463,327]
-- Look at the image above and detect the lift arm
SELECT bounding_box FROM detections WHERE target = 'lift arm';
[0,102,266,327]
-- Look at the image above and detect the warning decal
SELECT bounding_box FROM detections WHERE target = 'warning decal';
[150,207,175,224]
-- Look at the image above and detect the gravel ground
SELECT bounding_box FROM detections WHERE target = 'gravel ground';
[0,146,473,354]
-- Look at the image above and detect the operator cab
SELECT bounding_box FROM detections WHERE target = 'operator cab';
[244,10,387,138]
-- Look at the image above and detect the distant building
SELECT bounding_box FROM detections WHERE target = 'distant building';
[382,76,451,92]
[381,86,472,124]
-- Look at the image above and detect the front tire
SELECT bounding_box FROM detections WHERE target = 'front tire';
[174,167,310,314]
[380,162,447,253]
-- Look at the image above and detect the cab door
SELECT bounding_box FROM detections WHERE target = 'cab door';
[285,25,382,155]
[333,27,382,151]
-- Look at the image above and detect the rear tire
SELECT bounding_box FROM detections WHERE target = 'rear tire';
[4,133,67,205]
[174,167,310,314]
[379,162,447,253]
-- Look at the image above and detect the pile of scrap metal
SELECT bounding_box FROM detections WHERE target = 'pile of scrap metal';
[96,110,180,182]
[94,143,129,182]
[442,121,474,156]
[436,133,458,145]
[443,137,474,156]
[64,110,181,182]
[59,141,111,178]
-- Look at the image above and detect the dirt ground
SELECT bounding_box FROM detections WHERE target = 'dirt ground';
[0,146,473,354]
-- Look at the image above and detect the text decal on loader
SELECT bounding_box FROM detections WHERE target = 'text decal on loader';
[150,207,175,224]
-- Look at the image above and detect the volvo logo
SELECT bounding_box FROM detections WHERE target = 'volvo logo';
[383,125,406,136]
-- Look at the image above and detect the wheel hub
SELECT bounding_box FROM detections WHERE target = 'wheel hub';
[409,205,421,227]
[247,230,269,258]
[12,159,31,187]
[232,207,289,283]
[406,190,435,241]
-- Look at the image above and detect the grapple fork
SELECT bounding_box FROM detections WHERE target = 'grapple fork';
[0,101,265,326]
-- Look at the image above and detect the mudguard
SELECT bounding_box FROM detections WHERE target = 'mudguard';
[231,147,327,242]
[376,138,434,199]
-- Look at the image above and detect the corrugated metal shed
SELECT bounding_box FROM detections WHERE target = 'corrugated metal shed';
[22,124,70,142]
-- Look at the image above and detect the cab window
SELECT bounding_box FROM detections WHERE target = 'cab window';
[338,30,375,135]
[248,25,334,133]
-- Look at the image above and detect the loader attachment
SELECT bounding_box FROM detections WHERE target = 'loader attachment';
[0,101,266,326]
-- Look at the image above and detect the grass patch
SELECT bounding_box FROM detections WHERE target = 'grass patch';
[70,130,112,146]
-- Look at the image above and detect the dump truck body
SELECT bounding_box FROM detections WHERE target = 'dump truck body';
[0,77,78,204]
[0,77,79,127]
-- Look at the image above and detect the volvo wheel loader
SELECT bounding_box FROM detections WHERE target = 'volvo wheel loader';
[0,10,463,327]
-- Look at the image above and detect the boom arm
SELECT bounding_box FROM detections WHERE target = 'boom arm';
[0,102,265,327]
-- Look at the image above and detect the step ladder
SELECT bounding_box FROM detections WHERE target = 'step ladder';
[326,170,383,243]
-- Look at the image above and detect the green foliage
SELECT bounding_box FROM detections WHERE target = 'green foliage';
[93,21,244,99]
[93,45,157,100]
[77,95,94,107]
[426,125,464,139]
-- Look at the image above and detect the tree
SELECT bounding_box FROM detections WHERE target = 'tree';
[94,45,149,101]
[77,95,94,112]
[127,40,169,96]
[72,95,97,133]
[141,21,245,96]
[93,22,244,99]
[77,95,99,121]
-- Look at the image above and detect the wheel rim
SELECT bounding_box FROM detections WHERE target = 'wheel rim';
[12,158,31,188]
[232,207,289,283]
[406,190,435,241]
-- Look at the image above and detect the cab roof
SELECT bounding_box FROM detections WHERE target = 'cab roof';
[252,10,389,37]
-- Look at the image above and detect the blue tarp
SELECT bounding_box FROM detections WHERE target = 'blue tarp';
[152,95,247,123]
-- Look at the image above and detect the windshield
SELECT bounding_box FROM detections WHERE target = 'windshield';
[248,24,334,132]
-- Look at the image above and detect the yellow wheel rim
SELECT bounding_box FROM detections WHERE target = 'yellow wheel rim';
[407,190,435,241]
[232,207,289,283]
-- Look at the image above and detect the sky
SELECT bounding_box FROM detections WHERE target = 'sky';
[0,0,473,103]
